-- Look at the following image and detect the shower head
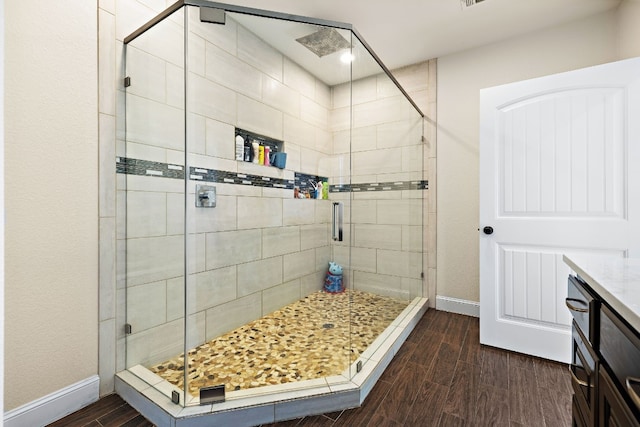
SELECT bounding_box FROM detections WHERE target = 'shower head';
[296,27,351,58]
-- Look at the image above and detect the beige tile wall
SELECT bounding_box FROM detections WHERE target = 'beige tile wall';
[115,5,335,369]
[330,61,430,301]
[99,0,435,396]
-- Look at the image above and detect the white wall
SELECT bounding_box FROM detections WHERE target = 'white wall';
[4,0,98,411]
[617,0,640,59]
[0,0,5,418]
[436,11,619,303]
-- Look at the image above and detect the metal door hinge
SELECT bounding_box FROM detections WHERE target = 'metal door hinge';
[200,7,226,25]
[124,76,131,87]
[125,324,132,334]
[421,272,424,279]
[200,384,225,405]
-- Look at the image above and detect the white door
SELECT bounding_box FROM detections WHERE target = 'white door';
[479,57,640,363]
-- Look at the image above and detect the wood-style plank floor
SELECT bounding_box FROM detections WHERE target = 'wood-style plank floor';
[48,309,572,427]
[46,393,153,427]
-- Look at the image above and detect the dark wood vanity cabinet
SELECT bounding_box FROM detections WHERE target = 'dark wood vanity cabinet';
[568,275,599,426]
[568,275,640,427]
[599,304,640,426]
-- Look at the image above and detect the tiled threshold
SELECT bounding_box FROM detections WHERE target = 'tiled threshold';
[115,297,429,427]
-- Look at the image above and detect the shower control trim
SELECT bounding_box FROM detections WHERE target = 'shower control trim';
[196,184,216,208]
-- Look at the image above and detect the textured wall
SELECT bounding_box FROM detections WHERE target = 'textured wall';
[4,0,98,411]
[436,11,619,303]
[617,0,640,59]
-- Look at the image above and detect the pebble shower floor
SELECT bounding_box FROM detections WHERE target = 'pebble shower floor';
[150,289,409,396]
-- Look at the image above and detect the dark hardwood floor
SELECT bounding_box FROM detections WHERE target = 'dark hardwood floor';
[46,393,153,427]
[48,309,572,427]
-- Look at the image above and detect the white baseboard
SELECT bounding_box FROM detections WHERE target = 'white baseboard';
[4,375,99,427]
[436,296,480,317]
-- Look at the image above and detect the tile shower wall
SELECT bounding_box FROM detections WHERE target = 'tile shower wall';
[390,60,437,307]
[118,5,334,368]
[330,61,433,301]
[98,0,436,397]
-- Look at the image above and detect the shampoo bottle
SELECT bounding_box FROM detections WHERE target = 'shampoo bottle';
[252,141,259,164]
[235,135,244,161]
[264,146,270,166]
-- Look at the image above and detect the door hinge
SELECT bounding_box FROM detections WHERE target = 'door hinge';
[125,323,132,334]
[124,76,131,87]
[421,272,424,279]
[200,384,225,405]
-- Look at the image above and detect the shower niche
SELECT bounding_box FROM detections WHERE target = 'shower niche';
[117,1,428,424]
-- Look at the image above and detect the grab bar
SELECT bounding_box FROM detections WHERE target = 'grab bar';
[332,202,343,242]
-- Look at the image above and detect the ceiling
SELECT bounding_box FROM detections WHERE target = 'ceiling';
[219,0,621,80]
[229,13,383,85]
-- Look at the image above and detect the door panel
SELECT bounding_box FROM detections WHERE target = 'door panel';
[499,88,625,218]
[480,57,640,362]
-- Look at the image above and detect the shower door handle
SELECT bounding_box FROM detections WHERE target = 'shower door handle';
[332,202,343,242]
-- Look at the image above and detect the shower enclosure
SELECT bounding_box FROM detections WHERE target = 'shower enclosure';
[118,0,426,420]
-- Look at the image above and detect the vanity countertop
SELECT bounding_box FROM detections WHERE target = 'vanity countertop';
[563,255,640,332]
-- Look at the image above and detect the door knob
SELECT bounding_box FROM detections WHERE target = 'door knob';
[483,226,494,235]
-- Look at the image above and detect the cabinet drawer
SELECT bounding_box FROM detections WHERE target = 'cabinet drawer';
[567,275,597,345]
[600,304,640,420]
[571,322,597,423]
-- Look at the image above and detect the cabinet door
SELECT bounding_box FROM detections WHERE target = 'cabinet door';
[572,395,588,427]
[599,368,639,427]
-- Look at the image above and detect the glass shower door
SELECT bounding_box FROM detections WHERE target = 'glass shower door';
[122,5,187,403]
[181,6,354,401]
[345,33,425,375]
[121,0,424,409]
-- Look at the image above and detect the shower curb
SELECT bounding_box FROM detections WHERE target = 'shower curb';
[115,298,429,427]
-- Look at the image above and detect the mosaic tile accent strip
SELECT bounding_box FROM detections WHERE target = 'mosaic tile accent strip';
[116,157,295,189]
[149,289,409,396]
[189,167,295,189]
[116,157,428,193]
[330,180,429,193]
[116,157,185,179]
